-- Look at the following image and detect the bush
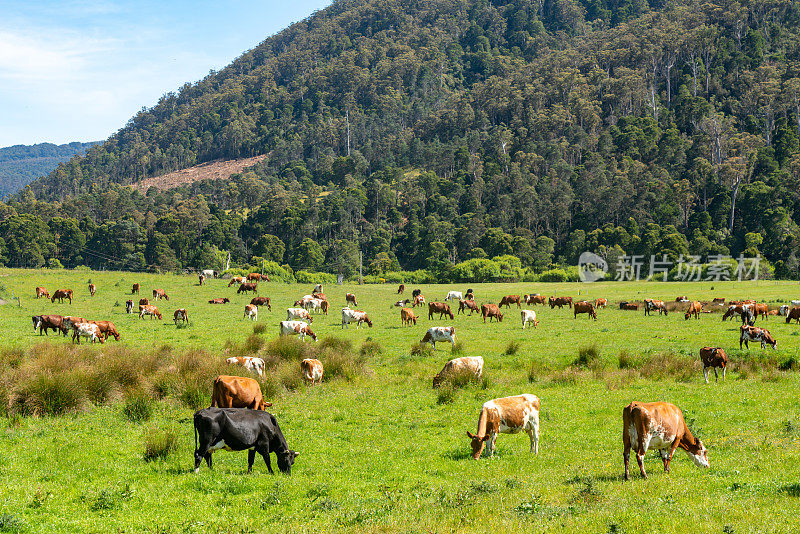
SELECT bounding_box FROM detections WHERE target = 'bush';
[11,374,85,416]
[505,341,520,355]
[436,383,456,405]
[411,343,434,358]
[359,340,382,358]
[295,271,337,285]
[381,270,435,284]
[451,258,501,282]
[574,344,602,369]
[143,427,179,462]
[47,258,64,269]
[123,390,155,422]
[253,323,267,334]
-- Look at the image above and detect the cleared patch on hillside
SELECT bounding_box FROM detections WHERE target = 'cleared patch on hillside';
[131,154,267,192]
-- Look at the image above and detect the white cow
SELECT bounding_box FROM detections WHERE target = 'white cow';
[432,356,484,387]
[226,356,265,377]
[521,309,538,329]
[280,320,317,341]
[792,300,800,307]
[287,307,313,323]
[420,326,456,347]
[74,322,103,344]
[445,291,463,301]
[243,304,258,321]
[466,394,540,459]
[341,307,373,329]
[201,269,217,278]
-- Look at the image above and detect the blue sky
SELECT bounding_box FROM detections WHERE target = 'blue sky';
[0,0,331,147]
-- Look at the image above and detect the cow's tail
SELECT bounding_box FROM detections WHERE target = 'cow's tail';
[194,418,198,453]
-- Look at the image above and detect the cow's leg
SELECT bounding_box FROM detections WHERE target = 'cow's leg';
[636,443,647,479]
[257,445,273,474]
[722,366,726,380]
[248,449,257,472]
[488,433,498,456]
[664,440,680,473]
[714,368,719,382]
[703,367,709,384]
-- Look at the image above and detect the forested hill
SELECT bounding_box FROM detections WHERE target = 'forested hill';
[5,0,800,280]
[0,142,98,198]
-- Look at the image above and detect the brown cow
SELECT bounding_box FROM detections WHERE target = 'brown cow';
[139,305,162,320]
[675,296,688,302]
[237,282,258,294]
[131,283,140,295]
[499,295,521,309]
[433,356,483,388]
[467,394,539,459]
[684,301,702,320]
[458,299,479,315]
[211,375,272,410]
[345,293,358,306]
[549,296,572,309]
[753,303,769,320]
[88,283,96,297]
[300,359,324,385]
[32,315,68,336]
[740,325,777,349]
[644,299,668,316]
[174,308,189,325]
[397,284,405,294]
[51,289,73,304]
[92,320,120,341]
[412,294,425,307]
[152,289,169,301]
[209,298,231,304]
[699,347,727,383]
[619,301,638,310]
[595,298,608,309]
[198,274,206,286]
[35,287,49,299]
[139,298,149,306]
[623,401,709,480]
[712,297,725,304]
[481,304,503,323]
[428,302,454,320]
[786,307,800,324]
[401,307,417,326]
[573,301,597,320]
[250,296,272,311]
[524,294,547,305]
[228,276,245,287]
[247,273,265,282]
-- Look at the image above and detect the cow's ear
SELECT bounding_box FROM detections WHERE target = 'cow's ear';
[290,450,300,459]
[482,434,492,442]
[466,431,476,439]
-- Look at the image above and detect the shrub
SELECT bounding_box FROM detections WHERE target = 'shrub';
[451,340,465,355]
[537,268,569,282]
[47,258,64,269]
[505,341,520,355]
[436,383,456,405]
[11,374,85,416]
[411,343,434,358]
[253,323,267,334]
[323,349,367,382]
[264,336,313,363]
[143,427,179,462]
[295,271,337,285]
[359,340,382,358]
[574,344,602,369]
[123,390,155,423]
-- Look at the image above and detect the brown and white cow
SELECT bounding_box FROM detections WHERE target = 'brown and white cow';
[280,320,317,341]
[250,296,272,311]
[481,303,503,323]
[301,359,324,385]
[499,295,521,309]
[313,284,324,294]
[412,294,426,307]
[345,293,358,306]
[73,322,104,344]
[238,282,258,295]
[174,308,189,324]
[699,347,727,383]
[139,297,149,306]
[524,294,547,305]
[126,300,134,314]
[458,299,479,315]
[644,299,668,316]
[420,326,456,347]
[243,304,258,321]
[139,305,162,320]
[684,301,702,320]
[622,401,709,480]
[88,283,96,297]
[131,283,140,295]
[51,289,73,304]
[228,276,245,287]
[521,310,538,329]
[152,288,169,301]
[92,320,120,341]
[401,307,417,326]
[32,314,67,336]
[595,298,608,309]
[225,356,265,377]
[549,296,572,309]
[432,356,483,388]
[619,301,639,311]
[341,308,372,329]
[198,274,206,286]
[785,307,800,324]
[286,307,313,323]
[711,297,725,304]
[209,297,230,304]
[467,394,540,459]
[35,286,49,299]
[211,375,272,410]
[397,284,405,294]
[740,325,777,349]
[573,301,597,320]
[395,299,411,307]
[428,302,454,320]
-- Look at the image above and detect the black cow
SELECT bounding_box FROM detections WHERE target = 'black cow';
[193,408,299,474]
[412,288,422,298]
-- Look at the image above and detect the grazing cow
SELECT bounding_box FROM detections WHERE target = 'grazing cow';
[413,294,426,307]
[412,289,422,298]
[467,394,540,459]
[32,314,67,336]
[250,296,272,311]
[341,307,373,329]
[308,298,326,314]
[226,356,265,377]
[313,284,324,294]
[711,297,725,304]
[280,320,317,341]
[395,299,411,307]
[301,359,324,385]
[201,269,217,279]
[62,316,86,333]
[320,300,329,315]
[139,305,162,320]
[209,298,230,304]
[676,296,688,302]
[51,289,73,304]
[286,307,313,323]
[465,289,474,301]
[574,301,597,320]
[740,325,777,349]
[238,282,258,295]
[622,402,709,480]
[91,320,120,341]
[420,326,456,347]
[481,304,504,323]
[212,375,272,410]
[752,303,769,320]
[521,310,538,329]
[193,407,298,474]
[401,307,417,326]
[126,300,134,314]
[786,307,800,324]
[779,305,790,316]
[458,299,479,315]
[432,356,483,388]
[199,274,206,286]
[73,322,104,344]
[174,308,189,325]
[428,302,454,320]
[88,283,96,296]
[35,287,49,299]
[499,295,521,309]
[595,298,608,309]
[723,304,753,324]
[132,283,140,295]
[244,304,258,321]
[397,284,405,294]
[684,301,702,320]
[549,296,572,309]
[445,291,463,301]
[152,289,169,301]
[228,276,245,287]
[644,299,668,316]
[247,273,263,282]
[699,347,727,383]
[524,294,547,305]
[139,298,149,306]
[345,293,358,306]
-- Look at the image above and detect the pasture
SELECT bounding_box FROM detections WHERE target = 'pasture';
[0,268,799,533]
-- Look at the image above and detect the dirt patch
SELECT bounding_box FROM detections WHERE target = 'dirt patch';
[131,154,268,192]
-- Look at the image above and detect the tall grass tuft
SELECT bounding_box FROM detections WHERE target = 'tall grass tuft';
[411,343,434,358]
[451,340,465,355]
[143,427,179,462]
[123,390,155,423]
[253,323,267,334]
[11,374,85,416]
[359,339,382,358]
[505,340,520,355]
[574,344,601,369]
[436,383,456,405]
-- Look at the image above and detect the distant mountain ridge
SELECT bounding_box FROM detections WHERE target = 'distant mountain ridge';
[0,142,99,197]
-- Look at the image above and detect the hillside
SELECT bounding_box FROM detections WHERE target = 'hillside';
[3,0,800,278]
[130,154,268,192]
[0,142,98,197]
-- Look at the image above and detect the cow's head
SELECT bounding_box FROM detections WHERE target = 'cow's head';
[686,439,710,468]
[276,450,300,474]
[496,312,503,322]
[466,431,491,459]
[307,328,317,341]
[684,311,691,320]
[365,316,373,327]
[32,316,42,330]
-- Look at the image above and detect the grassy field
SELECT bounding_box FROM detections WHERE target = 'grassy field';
[0,268,799,533]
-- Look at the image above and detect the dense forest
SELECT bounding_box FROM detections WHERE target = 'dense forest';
[2,0,800,282]
[0,142,98,198]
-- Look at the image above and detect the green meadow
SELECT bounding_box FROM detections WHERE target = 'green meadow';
[0,268,799,533]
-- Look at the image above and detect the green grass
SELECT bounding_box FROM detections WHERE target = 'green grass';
[1,269,799,532]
